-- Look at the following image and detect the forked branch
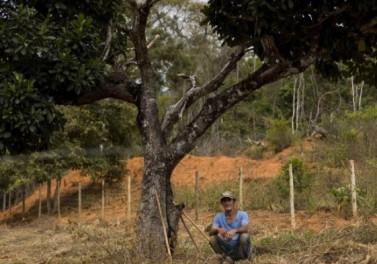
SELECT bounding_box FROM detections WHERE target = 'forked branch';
[161,46,247,138]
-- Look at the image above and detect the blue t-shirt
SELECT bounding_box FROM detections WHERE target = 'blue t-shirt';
[212,210,249,241]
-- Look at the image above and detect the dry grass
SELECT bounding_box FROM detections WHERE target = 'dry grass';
[1,216,376,264]
[251,225,377,264]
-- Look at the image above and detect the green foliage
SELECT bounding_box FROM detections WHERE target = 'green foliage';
[274,158,314,197]
[57,101,140,152]
[0,73,65,154]
[52,102,138,183]
[316,105,377,167]
[265,119,293,153]
[0,1,126,154]
[0,161,16,190]
[0,100,136,191]
[80,150,127,182]
[0,5,106,95]
[270,158,314,211]
[202,0,377,86]
[244,145,265,160]
[331,184,365,216]
[243,178,271,210]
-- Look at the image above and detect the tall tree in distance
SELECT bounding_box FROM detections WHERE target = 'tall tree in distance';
[1,0,377,261]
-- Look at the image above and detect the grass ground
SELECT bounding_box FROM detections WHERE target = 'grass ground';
[1,210,377,263]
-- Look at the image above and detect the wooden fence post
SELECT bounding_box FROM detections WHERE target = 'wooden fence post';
[195,171,199,222]
[2,190,6,212]
[57,179,61,220]
[38,184,42,218]
[101,180,105,220]
[47,180,51,215]
[78,181,82,222]
[127,176,131,221]
[289,164,296,228]
[8,191,11,216]
[239,166,243,210]
[22,185,25,217]
[350,160,357,217]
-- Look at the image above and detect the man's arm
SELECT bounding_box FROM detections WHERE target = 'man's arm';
[235,223,249,234]
[209,226,227,236]
[224,223,248,240]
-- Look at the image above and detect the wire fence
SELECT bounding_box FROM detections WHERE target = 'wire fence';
[0,177,138,222]
[1,160,376,223]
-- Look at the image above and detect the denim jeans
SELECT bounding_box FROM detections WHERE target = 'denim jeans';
[209,233,252,261]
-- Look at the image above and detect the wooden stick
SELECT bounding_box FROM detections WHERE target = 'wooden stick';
[101,180,105,220]
[38,185,41,218]
[155,190,172,262]
[181,211,210,242]
[350,160,358,217]
[180,215,200,253]
[239,166,244,210]
[127,176,131,220]
[57,179,61,220]
[195,171,199,222]
[78,182,82,223]
[289,164,296,228]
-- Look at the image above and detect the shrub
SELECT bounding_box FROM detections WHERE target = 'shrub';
[331,184,365,218]
[244,145,265,160]
[270,158,314,210]
[266,119,293,153]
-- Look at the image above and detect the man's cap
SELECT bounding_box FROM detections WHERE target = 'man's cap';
[220,191,236,201]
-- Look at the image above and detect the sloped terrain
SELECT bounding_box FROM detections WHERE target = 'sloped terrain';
[1,139,377,263]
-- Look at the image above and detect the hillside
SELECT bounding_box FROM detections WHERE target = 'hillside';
[2,139,377,263]
[2,138,374,233]
[0,139,297,222]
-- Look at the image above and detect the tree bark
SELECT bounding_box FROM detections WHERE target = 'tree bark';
[138,152,183,261]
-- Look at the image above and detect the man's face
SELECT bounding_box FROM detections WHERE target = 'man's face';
[220,197,235,212]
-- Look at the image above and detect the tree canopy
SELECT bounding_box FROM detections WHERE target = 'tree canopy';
[202,0,377,84]
[0,0,126,154]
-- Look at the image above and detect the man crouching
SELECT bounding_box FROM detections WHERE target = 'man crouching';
[208,191,252,263]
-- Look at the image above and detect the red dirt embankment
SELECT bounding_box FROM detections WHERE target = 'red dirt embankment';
[0,144,293,221]
[2,140,375,234]
[128,145,295,188]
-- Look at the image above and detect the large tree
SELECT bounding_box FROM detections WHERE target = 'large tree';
[1,0,377,261]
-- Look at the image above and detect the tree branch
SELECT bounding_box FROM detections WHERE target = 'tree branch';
[161,46,247,138]
[122,34,161,67]
[55,74,139,106]
[100,25,112,61]
[260,35,286,65]
[168,51,320,157]
[220,0,255,22]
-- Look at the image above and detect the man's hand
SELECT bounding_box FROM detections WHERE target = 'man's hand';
[216,227,228,237]
[217,228,237,240]
[224,229,237,240]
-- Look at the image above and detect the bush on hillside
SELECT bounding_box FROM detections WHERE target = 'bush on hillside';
[266,119,293,153]
[270,158,314,210]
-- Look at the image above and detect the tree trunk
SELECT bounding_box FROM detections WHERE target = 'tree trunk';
[138,152,183,262]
